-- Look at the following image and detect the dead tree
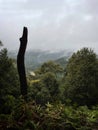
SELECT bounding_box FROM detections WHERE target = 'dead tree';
[17,27,28,98]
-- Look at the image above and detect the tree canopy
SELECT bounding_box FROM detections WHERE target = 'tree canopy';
[0,48,20,113]
[37,61,63,77]
[64,48,98,106]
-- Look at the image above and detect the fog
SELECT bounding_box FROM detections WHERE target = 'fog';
[0,0,98,52]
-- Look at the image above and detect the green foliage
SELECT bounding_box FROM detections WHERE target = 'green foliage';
[55,56,68,69]
[36,60,63,77]
[42,72,59,100]
[1,46,98,130]
[28,81,51,104]
[64,48,98,106]
[28,72,59,104]
[0,48,20,114]
[28,61,62,104]
[0,99,98,130]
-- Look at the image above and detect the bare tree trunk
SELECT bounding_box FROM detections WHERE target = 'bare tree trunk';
[17,27,28,98]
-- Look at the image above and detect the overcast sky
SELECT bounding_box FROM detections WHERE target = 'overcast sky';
[0,0,98,51]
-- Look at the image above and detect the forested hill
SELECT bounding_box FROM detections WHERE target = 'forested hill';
[8,50,72,70]
[1,47,98,130]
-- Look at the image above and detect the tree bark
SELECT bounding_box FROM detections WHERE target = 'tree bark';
[17,27,28,98]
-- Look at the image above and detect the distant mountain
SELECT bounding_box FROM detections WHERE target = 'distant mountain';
[55,57,68,68]
[8,49,72,70]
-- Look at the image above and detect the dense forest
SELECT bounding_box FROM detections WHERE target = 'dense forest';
[0,39,98,130]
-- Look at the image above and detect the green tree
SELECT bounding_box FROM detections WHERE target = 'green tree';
[64,48,98,106]
[0,47,20,113]
[28,81,51,104]
[42,72,59,101]
[29,61,62,104]
[29,72,59,104]
[37,61,63,78]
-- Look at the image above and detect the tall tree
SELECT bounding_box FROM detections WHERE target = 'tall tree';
[17,27,28,97]
[0,47,20,113]
[64,48,98,106]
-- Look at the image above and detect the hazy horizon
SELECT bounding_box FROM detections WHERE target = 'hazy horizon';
[0,0,98,52]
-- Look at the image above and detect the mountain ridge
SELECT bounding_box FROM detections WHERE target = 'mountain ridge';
[8,49,72,70]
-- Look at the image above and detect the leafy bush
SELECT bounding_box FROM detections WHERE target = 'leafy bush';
[0,99,98,130]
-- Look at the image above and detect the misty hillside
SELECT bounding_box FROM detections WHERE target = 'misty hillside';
[8,50,72,70]
[55,56,69,68]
